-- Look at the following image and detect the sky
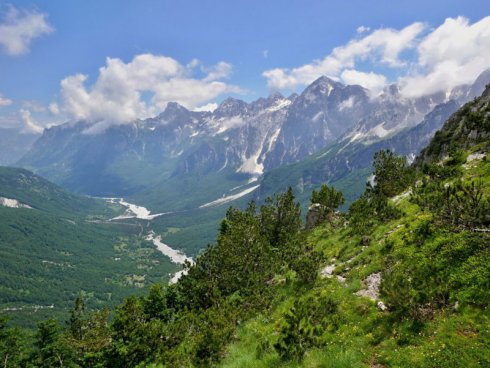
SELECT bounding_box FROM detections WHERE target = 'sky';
[0,0,489,132]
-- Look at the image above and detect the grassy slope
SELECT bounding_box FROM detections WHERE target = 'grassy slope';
[219,150,490,368]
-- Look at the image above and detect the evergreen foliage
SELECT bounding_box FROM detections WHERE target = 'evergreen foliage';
[347,150,411,235]
[274,293,338,361]
[309,184,345,226]
[2,90,489,367]
[371,149,414,198]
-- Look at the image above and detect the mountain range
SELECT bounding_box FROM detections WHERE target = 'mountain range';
[2,82,487,366]
[14,68,490,251]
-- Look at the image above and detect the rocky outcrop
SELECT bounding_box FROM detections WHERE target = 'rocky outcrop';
[305,203,323,229]
[355,272,382,300]
[414,84,490,168]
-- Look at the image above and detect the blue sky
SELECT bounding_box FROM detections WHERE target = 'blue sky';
[0,0,489,131]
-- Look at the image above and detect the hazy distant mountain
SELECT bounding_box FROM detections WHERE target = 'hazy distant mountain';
[0,128,39,165]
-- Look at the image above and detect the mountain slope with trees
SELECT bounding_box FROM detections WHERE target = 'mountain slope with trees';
[1,86,489,367]
[0,168,178,328]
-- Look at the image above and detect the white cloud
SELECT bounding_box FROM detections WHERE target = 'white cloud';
[357,26,370,34]
[202,61,232,82]
[0,94,12,107]
[341,69,387,93]
[60,53,242,124]
[48,102,60,115]
[400,16,490,97]
[0,113,18,128]
[262,49,269,58]
[263,22,425,90]
[21,100,46,112]
[0,6,53,56]
[263,16,490,98]
[19,108,44,134]
[194,103,218,112]
[216,116,245,134]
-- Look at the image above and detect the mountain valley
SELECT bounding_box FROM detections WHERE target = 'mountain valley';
[1,4,490,366]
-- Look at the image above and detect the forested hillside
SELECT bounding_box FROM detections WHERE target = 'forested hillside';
[0,168,178,328]
[1,88,489,367]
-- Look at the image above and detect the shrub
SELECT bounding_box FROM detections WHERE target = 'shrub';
[274,294,338,361]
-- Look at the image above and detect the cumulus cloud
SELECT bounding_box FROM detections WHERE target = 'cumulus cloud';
[48,102,60,115]
[194,103,218,112]
[263,22,425,90]
[340,69,387,93]
[19,108,44,134]
[202,61,233,82]
[357,26,370,34]
[60,53,242,124]
[400,16,490,97]
[21,100,46,112]
[0,5,53,56]
[0,94,12,107]
[263,16,490,98]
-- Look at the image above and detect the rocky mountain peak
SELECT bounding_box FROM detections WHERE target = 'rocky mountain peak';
[165,101,188,113]
[267,91,284,101]
[307,76,342,93]
[215,97,248,116]
[468,68,490,99]
[156,102,191,123]
[383,84,400,97]
[481,83,490,98]
[297,76,344,105]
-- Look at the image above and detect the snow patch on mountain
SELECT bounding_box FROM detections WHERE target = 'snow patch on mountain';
[371,122,391,138]
[199,185,259,208]
[266,127,281,154]
[266,98,292,112]
[238,154,264,176]
[0,197,32,209]
[348,131,367,143]
[312,111,323,122]
[339,96,355,111]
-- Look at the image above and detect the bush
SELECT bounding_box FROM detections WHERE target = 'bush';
[309,184,345,227]
[274,294,338,361]
[413,180,490,231]
[372,150,414,198]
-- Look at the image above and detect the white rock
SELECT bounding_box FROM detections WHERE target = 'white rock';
[320,264,336,278]
[355,272,382,300]
[0,197,32,209]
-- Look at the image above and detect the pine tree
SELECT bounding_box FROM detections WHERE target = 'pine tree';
[310,184,345,225]
[372,149,413,198]
[68,296,85,341]
[34,318,75,368]
[0,317,26,368]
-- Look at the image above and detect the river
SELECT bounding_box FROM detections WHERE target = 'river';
[107,198,194,283]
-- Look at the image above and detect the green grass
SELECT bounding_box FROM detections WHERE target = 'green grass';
[219,153,489,367]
